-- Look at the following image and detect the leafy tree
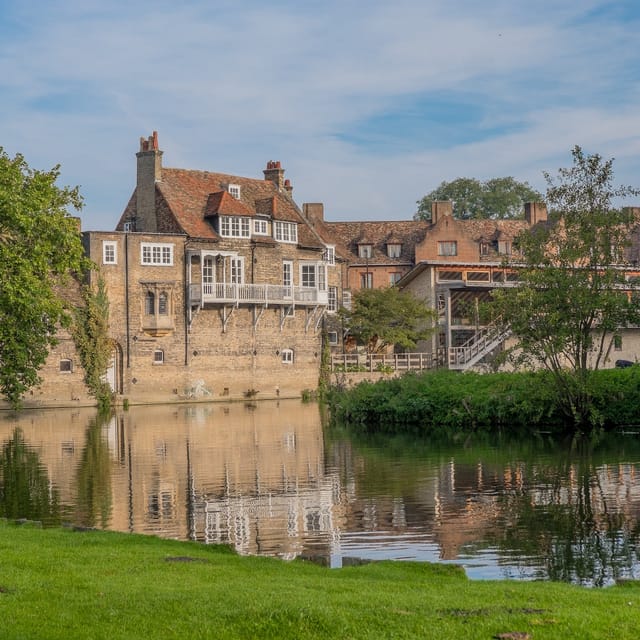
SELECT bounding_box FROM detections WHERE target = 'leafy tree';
[340,287,435,353]
[0,148,88,408]
[415,176,543,220]
[489,146,640,431]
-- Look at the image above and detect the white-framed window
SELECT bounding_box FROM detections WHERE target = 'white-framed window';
[59,359,73,373]
[102,241,117,265]
[153,349,164,364]
[220,216,250,238]
[327,286,338,312]
[253,218,269,235]
[389,272,402,285]
[281,348,294,364]
[342,290,352,310]
[274,221,298,243]
[230,257,244,284]
[323,246,335,265]
[123,220,135,232]
[437,241,457,257]
[480,242,490,257]
[498,240,511,255]
[228,184,241,199]
[360,272,373,289]
[358,244,373,259]
[301,264,316,288]
[141,243,174,265]
[328,331,338,345]
[387,243,401,258]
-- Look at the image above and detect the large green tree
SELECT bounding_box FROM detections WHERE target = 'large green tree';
[0,148,88,408]
[340,287,435,353]
[489,146,640,431]
[415,176,543,220]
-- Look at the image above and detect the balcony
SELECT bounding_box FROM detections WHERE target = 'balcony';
[189,282,328,307]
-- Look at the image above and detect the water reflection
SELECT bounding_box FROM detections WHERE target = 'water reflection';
[1,403,640,585]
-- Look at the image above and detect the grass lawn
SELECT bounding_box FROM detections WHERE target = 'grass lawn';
[1,520,639,639]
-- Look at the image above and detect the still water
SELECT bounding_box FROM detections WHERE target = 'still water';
[1,400,640,586]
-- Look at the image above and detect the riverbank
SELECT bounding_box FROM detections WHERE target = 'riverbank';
[327,367,640,434]
[1,521,639,639]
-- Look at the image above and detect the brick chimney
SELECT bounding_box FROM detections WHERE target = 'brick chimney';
[264,160,285,191]
[136,131,163,232]
[524,202,547,226]
[431,200,453,225]
[302,203,324,227]
[284,178,293,196]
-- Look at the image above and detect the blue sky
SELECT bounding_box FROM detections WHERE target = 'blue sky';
[1,0,640,230]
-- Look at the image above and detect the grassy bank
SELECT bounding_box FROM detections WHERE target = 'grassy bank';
[327,368,640,435]
[1,521,640,639]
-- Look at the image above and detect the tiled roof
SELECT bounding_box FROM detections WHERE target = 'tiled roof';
[204,191,254,217]
[324,220,429,264]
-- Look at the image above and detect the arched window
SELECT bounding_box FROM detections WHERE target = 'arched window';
[281,348,294,364]
[158,292,168,315]
[145,291,155,315]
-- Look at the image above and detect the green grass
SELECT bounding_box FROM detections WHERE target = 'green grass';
[1,520,640,639]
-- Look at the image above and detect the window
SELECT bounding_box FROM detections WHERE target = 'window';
[158,292,169,315]
[253,218,268,235]
[153,349,164,364]
[145,291,155,315]
[342,290,352,310]
[389,272,402,285]
[438,241,457,257]
[230,257,244,284]
[123,220,136,232]
[228,184,241,199]
[141,243,173,265]
[274,221,298,243]
[480,242,489,257]
[328,331,338,345]
[387,243,401,258]
[281,348,294,364]
[220,216,250,238]
[59,359,73,373]
[358,244,373,259]
[102,241,117,264]
[301,264,316,288]
[360,272,373,289]
[614,334,623,351]
[323,246,335,265]
[498,240,511,255]
[328,286,338,312]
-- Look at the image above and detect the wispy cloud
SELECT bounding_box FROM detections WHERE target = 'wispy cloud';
[0,0,639,227]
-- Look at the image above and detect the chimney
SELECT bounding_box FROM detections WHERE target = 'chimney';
[263,160,285,191]
[284,178,293,195]
[431,200,452,225]
[136,131,163,232]
[524,202,547,226]
[302,203,324,227]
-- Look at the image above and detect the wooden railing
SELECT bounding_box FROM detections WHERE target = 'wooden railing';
[331,352,439,373]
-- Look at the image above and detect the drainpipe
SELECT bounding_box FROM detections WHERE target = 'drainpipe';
[184,243,190,366]
[125,232,131,368]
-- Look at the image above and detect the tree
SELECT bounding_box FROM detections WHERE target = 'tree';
[415,176,543,220]
[0,148,88,408]
[489,146,640,431]
[340,287,435,353]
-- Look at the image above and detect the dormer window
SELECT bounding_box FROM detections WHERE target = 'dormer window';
[253,217,269,236]
[220,215,250,238]
[274,221,298,243]
[228,184,241,199]
[498,240,511,255]
[358,244,373,259]
[323,246,335,265]
[480,242,489,257]
[387,243,402,258]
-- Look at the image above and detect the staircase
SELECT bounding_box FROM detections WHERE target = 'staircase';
[448,323,512,370]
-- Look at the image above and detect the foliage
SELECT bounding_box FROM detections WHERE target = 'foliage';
[326,367,640,435]
[0,148,88,408]
[489,146,640,431]
[339,286,435,353]
[415,176,543,220]
[72,277,112,411]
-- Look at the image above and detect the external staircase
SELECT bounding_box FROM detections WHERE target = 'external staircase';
[448,322,512,370]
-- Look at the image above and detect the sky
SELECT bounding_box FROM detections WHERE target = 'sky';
[1,0,640,231]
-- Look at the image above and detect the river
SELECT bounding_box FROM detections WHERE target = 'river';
[1,400,640,586]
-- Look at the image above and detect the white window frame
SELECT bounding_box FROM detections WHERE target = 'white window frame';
[230,257,244,284]
[153,349,164,364]
[281,348,294,364]
[123,220,135,232]
[274,221,298,244]
[342,290,352,310]
[327,286,338,313]
[387,243,401,258]
[253,218,269,236]
[141,243,174,266]
[220,216,250,238]
[359,244,373,259]
[102,241,117,265]
[328,331,339,345]
[498,240,511,255]
[323,246,335,265]
[228,184,241,199]
[361,272,373,289]
[437,241,457,257]
[59,359,73,373]
[389,272,402,285]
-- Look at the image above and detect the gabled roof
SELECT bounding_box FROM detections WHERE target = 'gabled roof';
[204,190,254,217]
